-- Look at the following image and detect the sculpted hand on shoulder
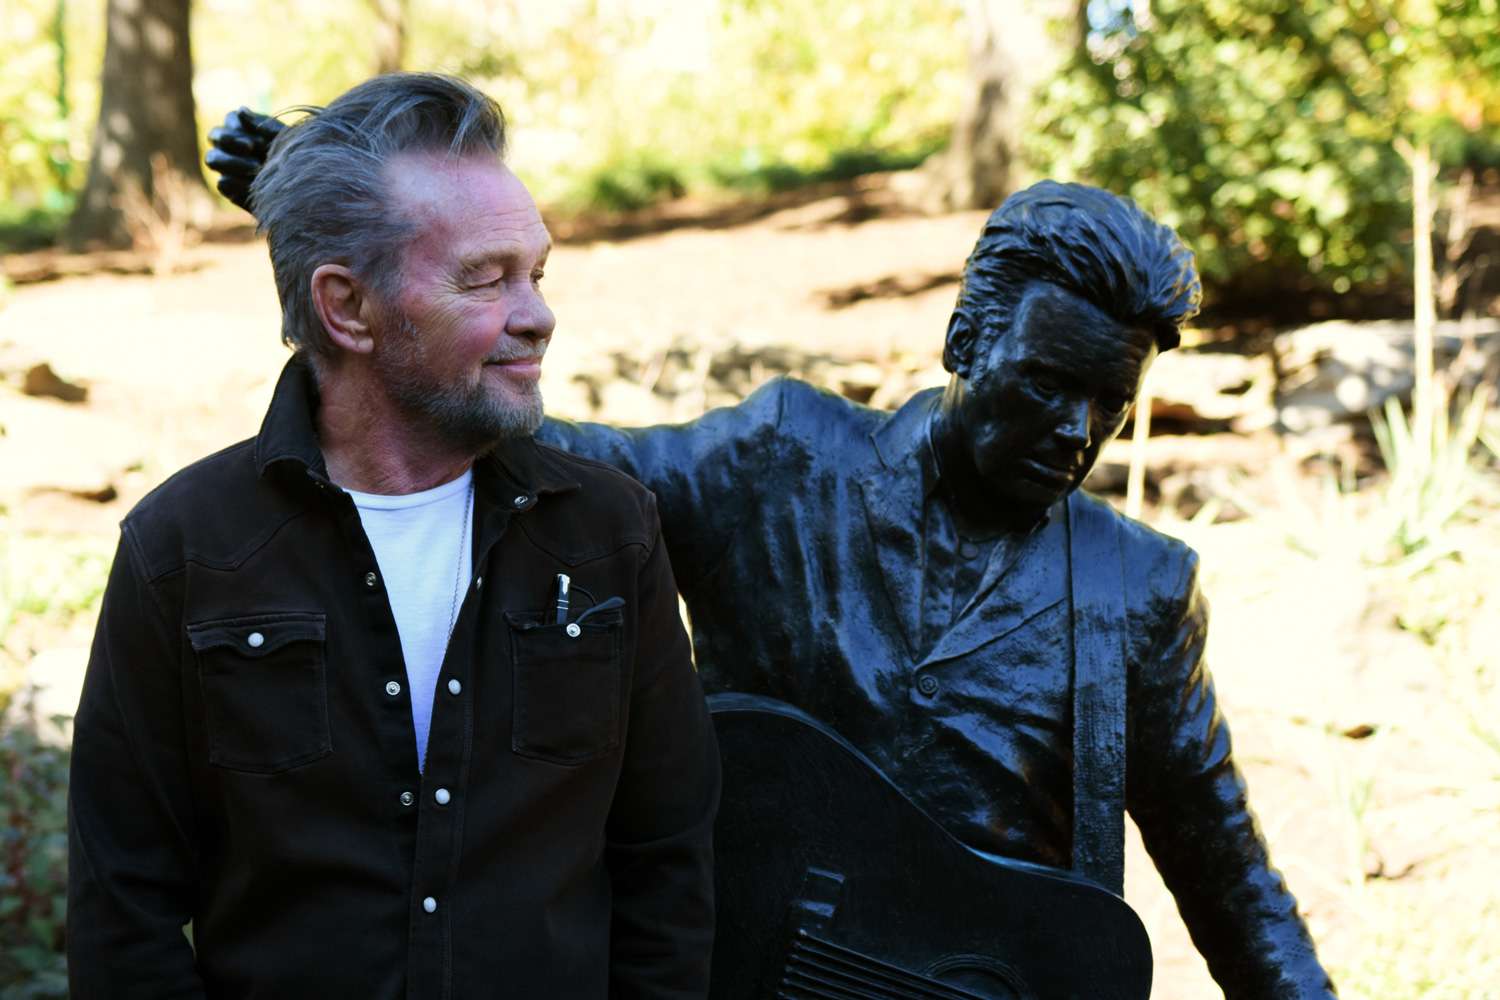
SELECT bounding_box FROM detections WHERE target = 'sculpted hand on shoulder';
[205,106,284,212]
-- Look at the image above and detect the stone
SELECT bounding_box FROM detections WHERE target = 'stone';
[22,362,89,403]
[1272,318,1500,433]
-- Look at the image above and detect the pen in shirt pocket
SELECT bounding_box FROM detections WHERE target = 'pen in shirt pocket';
[553,573,570,625]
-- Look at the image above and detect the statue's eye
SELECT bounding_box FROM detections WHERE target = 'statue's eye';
[1032,374,1062,395]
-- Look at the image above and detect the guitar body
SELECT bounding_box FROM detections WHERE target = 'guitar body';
[707,693,1151,1000]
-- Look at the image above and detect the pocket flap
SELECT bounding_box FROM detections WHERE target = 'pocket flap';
[187,613,327,658]
[503,601,625,634]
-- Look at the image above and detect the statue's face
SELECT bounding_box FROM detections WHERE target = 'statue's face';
[951,282,1158,511]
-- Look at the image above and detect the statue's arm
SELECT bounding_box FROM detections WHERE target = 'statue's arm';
[537,378,787,591]
[1125,550,1338,999]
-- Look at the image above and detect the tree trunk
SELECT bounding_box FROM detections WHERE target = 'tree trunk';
[370,0,409,75]
[67,0,207,249]
[925,0,1080,211]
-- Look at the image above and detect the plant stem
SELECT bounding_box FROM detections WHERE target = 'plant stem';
[1410,140,1437,468]
[1126,372,1153,520]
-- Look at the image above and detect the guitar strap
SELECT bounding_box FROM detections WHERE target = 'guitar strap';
[1066,492,1128,897]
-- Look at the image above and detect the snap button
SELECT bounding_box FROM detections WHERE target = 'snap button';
[385,680,401,697]
[246,631,265,649]
[917,674,940,697]
[422,896,437,914]
[475,576,483,590]
[960,541,981,560]
[447,678,462,696]
[400,791,415,807]
[565,623,582,638]
[364,571,379,588]
[434,788,451,805]
[512,494,529,508]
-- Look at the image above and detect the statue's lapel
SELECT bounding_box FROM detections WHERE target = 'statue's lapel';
[920,507,1067,668]
[855,393,941,660]
[856,455,927,661]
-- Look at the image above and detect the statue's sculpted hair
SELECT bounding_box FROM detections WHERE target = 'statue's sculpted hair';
[250,72,507,359]
[947,181,1202,369]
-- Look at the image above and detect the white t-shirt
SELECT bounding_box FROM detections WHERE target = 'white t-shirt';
[347,470,473,771]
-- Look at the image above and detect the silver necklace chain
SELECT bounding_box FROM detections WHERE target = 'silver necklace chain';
[446,478,474,644]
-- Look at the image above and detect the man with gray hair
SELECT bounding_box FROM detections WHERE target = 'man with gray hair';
[68,73,720,999]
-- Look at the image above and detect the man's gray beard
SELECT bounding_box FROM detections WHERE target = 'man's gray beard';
[375,315,544,455]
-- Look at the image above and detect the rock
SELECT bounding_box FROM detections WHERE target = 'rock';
[1272,317,1500,432]
[1086,432,1276,520]
[22,362,89,403]
[1144,349,1276,432]
[34,483,120,504]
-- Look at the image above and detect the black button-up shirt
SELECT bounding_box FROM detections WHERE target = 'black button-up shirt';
[67,358,721,999]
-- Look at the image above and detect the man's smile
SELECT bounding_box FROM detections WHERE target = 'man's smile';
[484,358,542,379]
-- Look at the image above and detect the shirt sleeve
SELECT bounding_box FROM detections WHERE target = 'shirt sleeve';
[537,378,786,593]
[605,498,722,999]
[68,527,207,999]
[1126,549,1337,999]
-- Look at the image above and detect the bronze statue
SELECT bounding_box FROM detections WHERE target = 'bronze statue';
[210,112,1336,998]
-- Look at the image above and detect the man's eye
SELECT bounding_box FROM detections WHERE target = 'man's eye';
[1101,395,1130,414]
[1032,375,1062,394]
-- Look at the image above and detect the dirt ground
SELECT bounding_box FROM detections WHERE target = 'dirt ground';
[2,182,1497,998]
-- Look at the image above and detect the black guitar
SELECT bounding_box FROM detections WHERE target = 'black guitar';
[707,693,1152,1000]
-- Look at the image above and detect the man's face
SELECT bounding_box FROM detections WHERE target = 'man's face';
[951,281,1158,510]
[372,153,556,452]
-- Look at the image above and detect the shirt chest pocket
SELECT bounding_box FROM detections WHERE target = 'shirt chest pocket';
[187,612,331,774]
[506,608,624,765]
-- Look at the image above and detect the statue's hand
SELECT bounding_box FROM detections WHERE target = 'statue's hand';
[205,107,285,214]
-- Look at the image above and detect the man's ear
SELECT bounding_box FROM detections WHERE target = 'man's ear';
[310,264,376,355]
[942,312,978,377]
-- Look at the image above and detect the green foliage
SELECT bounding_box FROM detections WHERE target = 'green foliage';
[471,0,965,211]
[570,151,688,213]
[186,0,966,214]
[4,1,966,240]
[709,143,942,195]
[0,530,111,658]
[1028,0,1500,295]
[0,695,70,1000]
[1369,383,1494,570]
[0,0,105,236]
[0,198,74,255]
[0,522,109,997]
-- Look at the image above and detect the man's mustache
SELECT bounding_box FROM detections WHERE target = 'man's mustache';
[484,346,547,365]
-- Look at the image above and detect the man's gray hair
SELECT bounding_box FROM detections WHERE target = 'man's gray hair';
[251,73,507,358]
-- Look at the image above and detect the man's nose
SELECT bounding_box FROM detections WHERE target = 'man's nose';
[506,285,556,343]
[1055,399,1091,449]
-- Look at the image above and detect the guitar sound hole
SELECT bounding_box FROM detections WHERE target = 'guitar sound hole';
[925,954,1035,1000]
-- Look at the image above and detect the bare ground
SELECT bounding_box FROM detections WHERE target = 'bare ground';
[2,183,1497,998]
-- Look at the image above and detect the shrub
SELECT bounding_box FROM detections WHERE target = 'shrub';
[0,693,70,999]
[1027,0,1500,298]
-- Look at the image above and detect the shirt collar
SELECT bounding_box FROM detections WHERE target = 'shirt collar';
[870,388,944,500]
[253,354,578,498]
[254,355,328,479]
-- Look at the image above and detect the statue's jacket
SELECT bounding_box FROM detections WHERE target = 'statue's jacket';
[540,376,1336,998]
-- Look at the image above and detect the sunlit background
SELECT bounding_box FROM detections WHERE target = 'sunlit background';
[3,1,1499,997]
